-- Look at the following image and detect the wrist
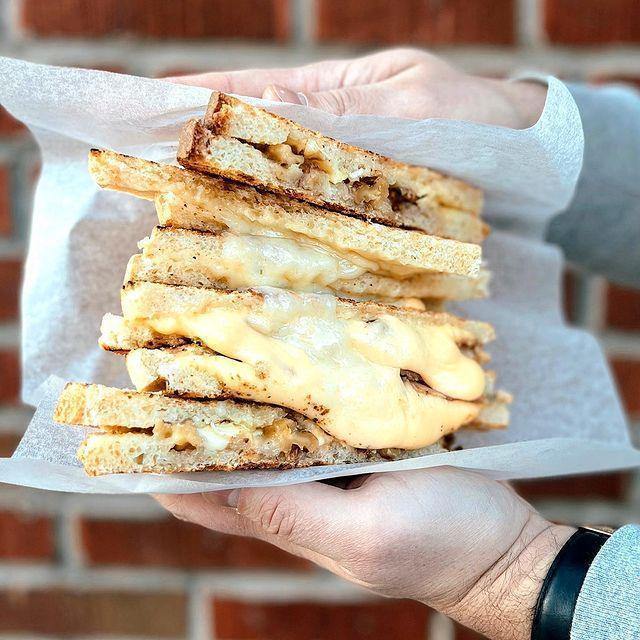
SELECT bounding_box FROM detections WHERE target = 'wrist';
[446,516,576,640]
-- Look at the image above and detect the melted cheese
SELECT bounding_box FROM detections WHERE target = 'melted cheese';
[170,232,367,291]
[134,290,485,450]
[156,193,421,278]
[152,417,331,454]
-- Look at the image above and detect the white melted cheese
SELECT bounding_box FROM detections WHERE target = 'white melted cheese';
[155,193,422,278]
[217,234,367,290]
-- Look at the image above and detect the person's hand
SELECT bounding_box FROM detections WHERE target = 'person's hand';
[157,468,574,640]
[167,48,546,129]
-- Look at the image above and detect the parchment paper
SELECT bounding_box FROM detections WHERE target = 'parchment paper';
[0,56,637,494]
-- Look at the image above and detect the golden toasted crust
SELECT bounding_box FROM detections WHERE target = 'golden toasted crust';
[201,91,483,214]
[89,150,483,277]
[77,431,445,476]
[54,381,287,429]
[178,117,485,236]
[128,225,488,301]
[55,382,447,475]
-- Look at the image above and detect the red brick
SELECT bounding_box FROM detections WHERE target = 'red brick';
[0,512,54,561]
[516,472,631,501]
[590,74,640,89]
[455,623,487,639]
[0,259,22,321]
[0,166,10,237]
[0,434,21,457]
[81,517,310,569]
[0,589,186,637]
[610,359,640,416]
[316,0,515,45]
[0,350,20,404]
[213,598,429,640]
[21,0,290,40]
[606,283,640,331]
[544,0,640,45]
[0,107,27,137]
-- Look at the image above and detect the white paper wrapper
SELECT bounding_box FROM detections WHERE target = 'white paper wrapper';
[0,56,638,494]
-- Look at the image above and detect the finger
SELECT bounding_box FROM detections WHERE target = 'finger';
[154,492,251,537]
[262,85,306,105]
[262,85,363,115]
[163,58,357,97]
[155,485,359,562]
[232,481,360,557]
[302,85,393,116]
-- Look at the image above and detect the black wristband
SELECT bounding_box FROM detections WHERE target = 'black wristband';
[531,527,611,640]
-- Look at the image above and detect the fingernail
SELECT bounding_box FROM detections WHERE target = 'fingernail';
[226,489,240,508]
[264,84,307,105]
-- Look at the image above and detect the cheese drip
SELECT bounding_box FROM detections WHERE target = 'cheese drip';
[134,290,485,449]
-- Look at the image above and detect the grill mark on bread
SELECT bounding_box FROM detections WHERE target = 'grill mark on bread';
[177,119,486,239]
[90,149,484,276]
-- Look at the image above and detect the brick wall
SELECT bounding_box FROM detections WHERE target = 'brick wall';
[0,1,639,638]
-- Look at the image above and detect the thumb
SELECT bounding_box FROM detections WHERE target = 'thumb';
[263,84,363,115]
[230,481,358,552]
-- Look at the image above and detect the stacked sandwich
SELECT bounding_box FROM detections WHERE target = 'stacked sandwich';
[54,92,509,476]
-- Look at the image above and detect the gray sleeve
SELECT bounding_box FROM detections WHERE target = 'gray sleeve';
[571,525,640,639]
[545,83,640,288]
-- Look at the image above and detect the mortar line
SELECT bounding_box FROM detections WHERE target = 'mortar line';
[428,611,455,640]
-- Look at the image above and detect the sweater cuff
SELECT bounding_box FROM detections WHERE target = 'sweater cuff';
[571,524,640,639]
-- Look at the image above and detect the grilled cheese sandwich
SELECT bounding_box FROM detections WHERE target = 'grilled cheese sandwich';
[128,225,489,302]
[55,93,509,476]
[97,282,501,450]
[178,92,485,233]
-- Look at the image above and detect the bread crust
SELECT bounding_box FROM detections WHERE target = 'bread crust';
[54,383,447,476]
[89,150,483,277]
[128,225,488,302]
[200,92,483,213]
[77,431,445,476]
[178,117,485,236]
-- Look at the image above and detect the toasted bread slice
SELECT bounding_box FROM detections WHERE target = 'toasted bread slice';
[98,282,504,449]
[122,344,510,428]
[179,119,485,236]
[177,93,483,229]
[128,225,489,301]
[89,150,482,278]
[99,281,495,352]
[55,383,445,475]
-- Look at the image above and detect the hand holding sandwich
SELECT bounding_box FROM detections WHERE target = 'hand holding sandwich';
[157,468,573,640]
[169,48,546,128]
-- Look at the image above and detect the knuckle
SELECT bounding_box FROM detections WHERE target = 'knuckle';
[389,46,429,62]
[329,90,350,115]
[159,496,192,523]
[251,492,298,538]
[312,89,353,115]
